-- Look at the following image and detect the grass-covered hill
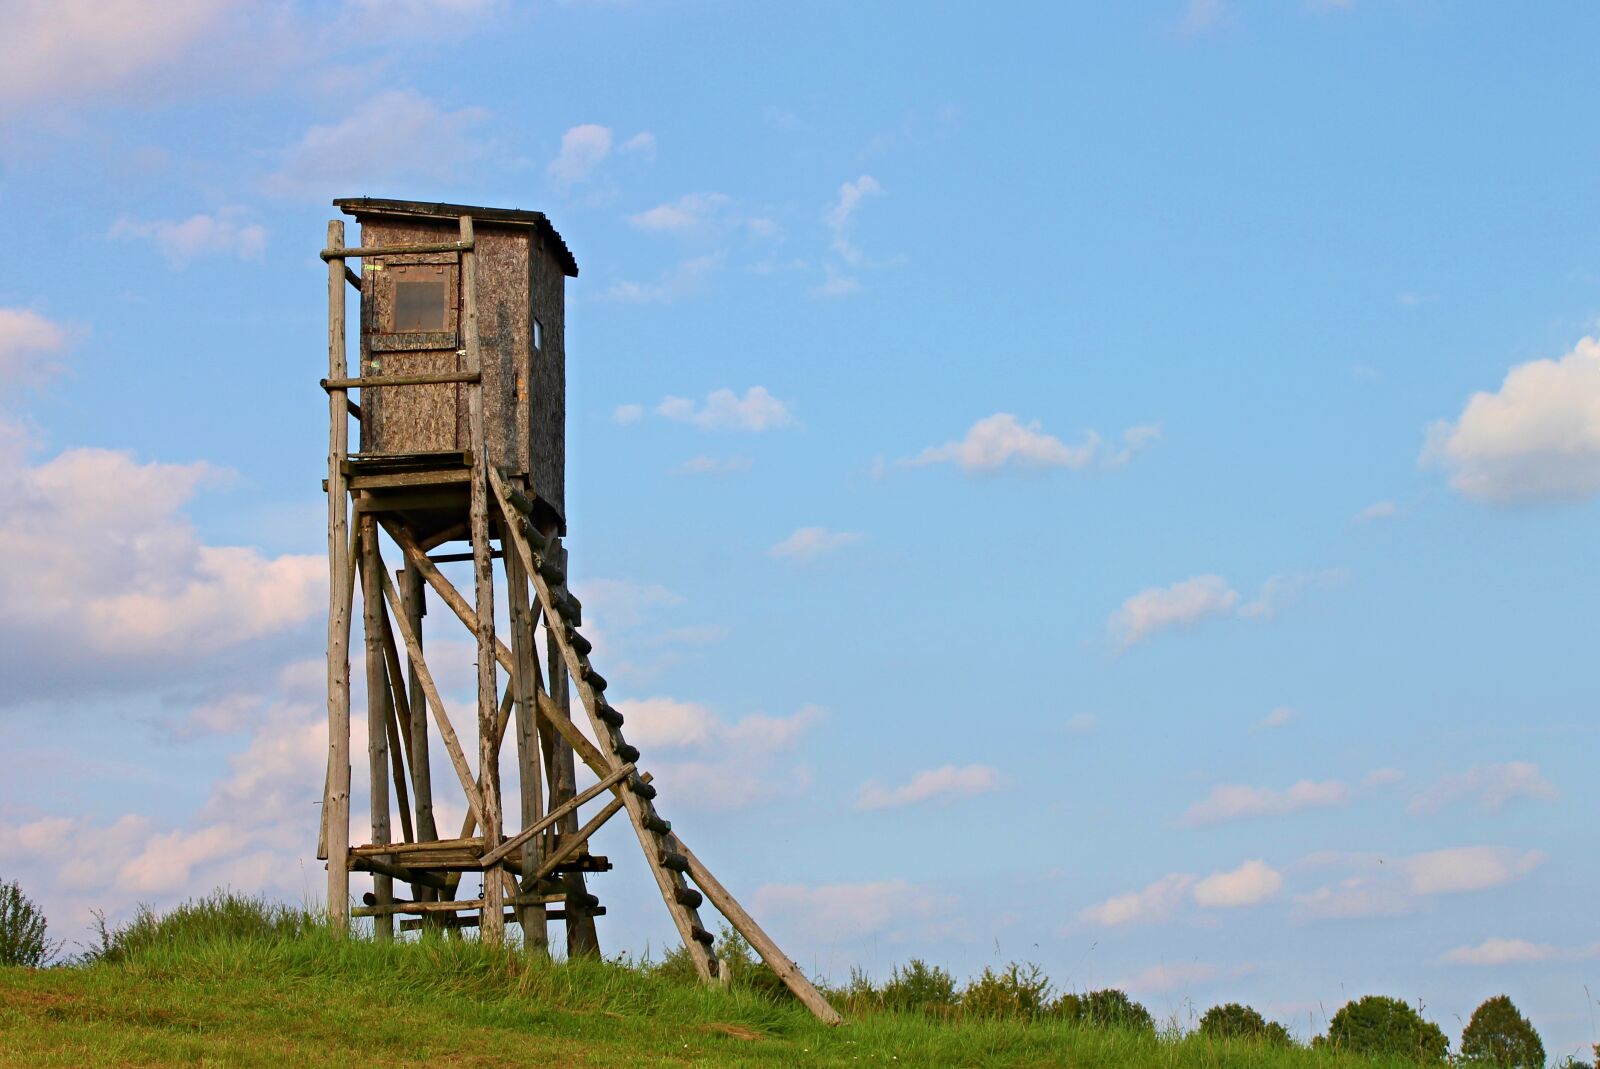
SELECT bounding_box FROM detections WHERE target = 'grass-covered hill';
[0,892,1572,1069]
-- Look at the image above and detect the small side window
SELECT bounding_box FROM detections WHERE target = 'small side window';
[533,317,543,351]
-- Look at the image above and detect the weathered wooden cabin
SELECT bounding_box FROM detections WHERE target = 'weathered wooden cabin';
[336,197,577,531]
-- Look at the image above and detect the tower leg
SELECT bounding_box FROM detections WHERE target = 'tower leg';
[324,219,352,933]
[541,538,600,957]
[505,537,549,953]
[401,565,439,917]
[360,515,394,941]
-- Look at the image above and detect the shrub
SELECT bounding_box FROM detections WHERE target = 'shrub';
[1319,995,1449,1064]
[85,890,319,964]
[1460,995,1544,1068]
[961,962,1054,1019]
[880,959,957,1014]
[1054,988,1157,1034]
[0,878,56,967]
[650,926,792,1003]
[1198,1002,1294,1045]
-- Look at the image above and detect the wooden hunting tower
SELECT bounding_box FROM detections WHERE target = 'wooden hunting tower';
[318,199,837,1022]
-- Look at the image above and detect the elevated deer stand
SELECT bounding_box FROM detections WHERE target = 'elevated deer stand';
[317,199,838,1023]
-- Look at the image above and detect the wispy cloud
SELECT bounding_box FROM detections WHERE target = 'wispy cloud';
[1111,569,1346,649]
[1409,762,1558,815]
[0,307,71,391]
[769,526,861,561]
[1078,859,1283,928]
[656,386,795,431]
[598,253,722,303]
[676,455,752,476]
[1353,500,1399,523]
[547,122,612,186]
[1294,846,1545,920]
[901,415,1158,475]
[269,90,488,195]
[857,765,1003,811]
[109,209,266,264]
[1439,937,1599,967]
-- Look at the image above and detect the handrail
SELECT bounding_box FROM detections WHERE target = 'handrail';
[322,371,480,391]
[321,240,473,260]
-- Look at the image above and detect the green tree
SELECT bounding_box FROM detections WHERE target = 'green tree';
[1053,988,1157,1034]
[0,878,55,967]
[961,962,1054,1019]
[1320,995,1449,1063]
[1460,995,1544,1068]
[1199,1002,1294,1045]
[880,959,957,1013]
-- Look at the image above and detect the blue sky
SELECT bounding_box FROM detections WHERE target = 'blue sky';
[1,0,1597,1055]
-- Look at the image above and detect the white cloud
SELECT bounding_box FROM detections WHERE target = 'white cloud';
[1112,570,1345,648]
[627,192,731,234]
[270,90,489,195]
[675,455,752,476]
[610,698,824,810]
[1439,938,1559,966]
[1182,0,1227,33]
[856,765,1003,811]
[1422,336,1600,504]
[1409,762,1559,815]
[1182,778,1351,827]
[1354,500,1399,523]
[612,403,644,425]
[809,265,861,299]
[547,123,612,186]
[1401,846,1544,895]
[1111,575,1239,649]
[0,307,70,390]
[0,441,322,702]
[0,0,226,109]
[824,174,883,264]
[1237,569,1348,619]
[1065,713,1097,735]
[1259,706,1299,729]
[619,131,656,157]
[1079,873,1195,927]
[599,253,721,303]
[1192,860,1283,908]
[656,386,795,431]
[769,526,862,561]
[109,210,266,264]
[1114,961,1219,995]
[1104,424,1163,467]
[906,414,1105,473]
[753,879,952,943]
[1294,846,1546,920]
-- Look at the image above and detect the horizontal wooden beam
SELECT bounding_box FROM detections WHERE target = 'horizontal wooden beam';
[480,762,636,868]
[353,891,564,917]
[322,372,480,390]
[321,240,472,260]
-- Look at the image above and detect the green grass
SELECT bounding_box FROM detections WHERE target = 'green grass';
[0,895,1446,1068]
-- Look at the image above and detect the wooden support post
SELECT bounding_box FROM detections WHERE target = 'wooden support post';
[504,536,549,953]
[360,516,394,940]
[319,523,358,863]
[400,566,438,843]
[324,218,353,932]
[541,538,600,957]
[376,562,490,830]
[460,213,504,945]
[480,762,635,868]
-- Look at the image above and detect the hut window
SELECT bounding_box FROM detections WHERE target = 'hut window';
[394,280,449,332]
[533,317,543,350]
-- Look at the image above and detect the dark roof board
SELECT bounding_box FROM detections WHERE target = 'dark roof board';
[333,197,578,277]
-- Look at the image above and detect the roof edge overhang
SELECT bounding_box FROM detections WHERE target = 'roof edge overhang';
[333,197,578,277]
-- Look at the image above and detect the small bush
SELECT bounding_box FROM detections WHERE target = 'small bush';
[1053,988,1157,1034]
[650,926,793,1003]
[962,962,1054,1019]
[1460,995,1544,1068]
[85,890,320,964]
[880,959,957,1014]
[0,878,56,967]
[1198,1002,1293,1045]
[1319,995,1449,1064]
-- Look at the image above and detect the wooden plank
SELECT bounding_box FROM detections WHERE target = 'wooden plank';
[529,785,634,882]
[683,844,843,1025]
[322,371,480,390]
[462,213,504,945]
[321,240,473,259]
[504,534,549,953]
[480,762,635,868]
[349,470,471,490]
[324,218,353,932]
[351,836,485,858]
[376,560,489,830]
[360,516,395,941]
